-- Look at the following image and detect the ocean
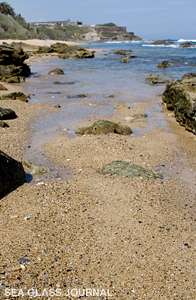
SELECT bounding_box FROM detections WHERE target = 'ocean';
[22,39,196,181]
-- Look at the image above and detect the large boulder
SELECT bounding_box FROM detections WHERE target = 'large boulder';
[162,74,196,134]
[0,43,31,82]
[97,160,163,180]
[76,120,132,135]
[0,150,26,195]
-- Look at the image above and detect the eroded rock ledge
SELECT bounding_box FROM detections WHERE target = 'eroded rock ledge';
[162,73,196,134]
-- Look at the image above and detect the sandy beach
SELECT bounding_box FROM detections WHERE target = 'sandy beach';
[0,39,195,299]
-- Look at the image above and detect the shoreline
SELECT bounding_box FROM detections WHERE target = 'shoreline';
[0,40,195,298]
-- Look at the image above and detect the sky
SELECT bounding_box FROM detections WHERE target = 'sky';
[6,0,196,40]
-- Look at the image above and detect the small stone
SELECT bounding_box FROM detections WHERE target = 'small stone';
[24,216,31,220]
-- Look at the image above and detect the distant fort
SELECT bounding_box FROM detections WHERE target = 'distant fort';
[29,19,83,26]
[29,19,139,42]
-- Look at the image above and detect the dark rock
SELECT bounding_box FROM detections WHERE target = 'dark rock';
[48,68,64,75]
[180,42,196,48]
[76,120,132,135]
[77,94,87,98]
[97,160,163,180]
[0,84,7,91]
[0,120,9,127]
[0,107,17,120]
[158,61,174,68]
[146,74,167,85]
[54,104,61,108]
[0,150,26,195]
[0,92,28,102]
[162,76,196,134]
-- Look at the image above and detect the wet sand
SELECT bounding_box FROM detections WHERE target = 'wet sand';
[0,41,196,299]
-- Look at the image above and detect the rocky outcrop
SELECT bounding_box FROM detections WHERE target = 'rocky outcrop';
[37,43,95,59]
[0,107,17,120]
[146,74,167,85]
[97,160,163,180]
[0,150,26,195]
[180,42,196,48]
[162,74,196,134]
[158,61,174,68]
[0,43,31,82]
[76,120,132,135]
[152,40,173,46]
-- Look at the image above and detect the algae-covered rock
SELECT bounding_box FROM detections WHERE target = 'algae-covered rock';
[48,68,64,75]
[162,76,196,134]
[0,150,26,195]
[0,107,17,120]
[76,120,132,135]
[47,43,95,59]
[98,160,163,180]
[23,160,51,176]
[158,61,174,68]
[182,73,196,80]
[0,92,28,102]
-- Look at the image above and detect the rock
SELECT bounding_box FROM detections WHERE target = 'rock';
[54,104,61,108]
[0,92,28,102]
[158,61,174,68]
[182,73,196,80]
[114,104,130,109]
[146,74,167,85]
[120,55,129,63]
[97,160,163,180]
[152,40,174,46]
[0,150,26,195]
[76,120,132,135]
[48,68,64,75]
[77,94,87,98]
[114,49,132,55]
[0,43,31,82]
[0,120,9,127]
[23,160,51,176]
[132,113,147,119]
[42,43,95,59]
[0,107,17,120]
[180,42,196,48]
[0,83,7,91]
[124,116,135,122]
[162,76,196,134]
